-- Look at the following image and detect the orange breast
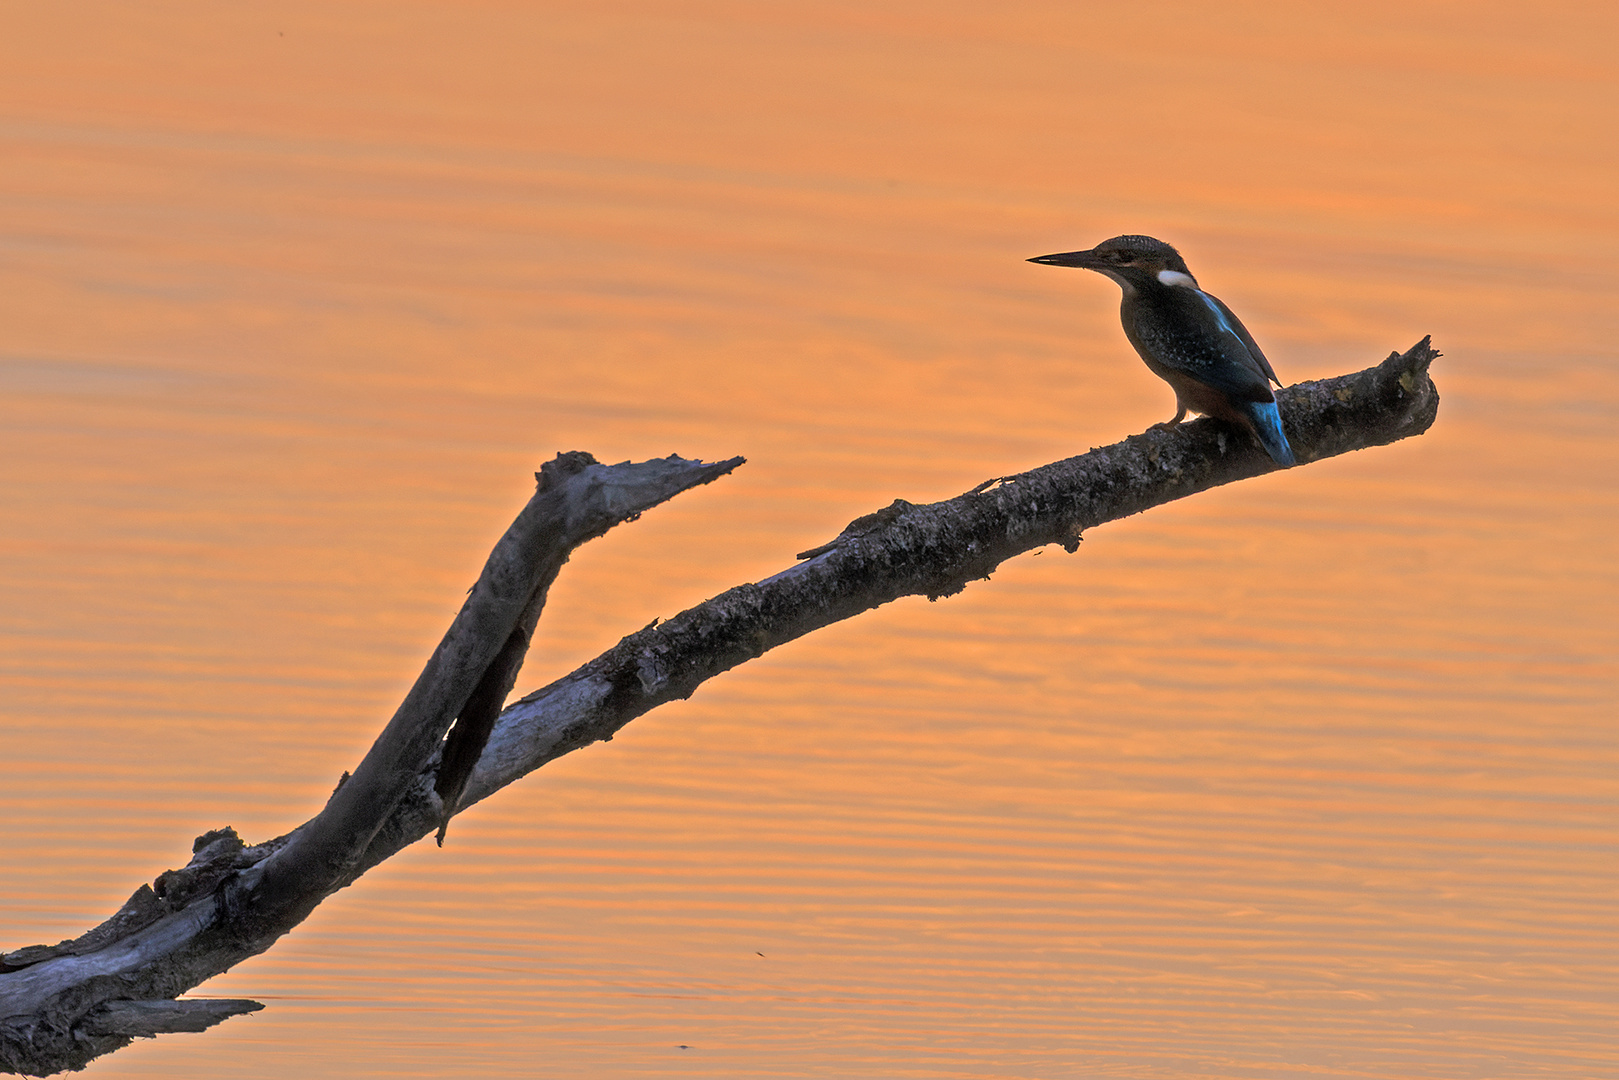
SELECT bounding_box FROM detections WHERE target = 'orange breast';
[1156,368,1253,428]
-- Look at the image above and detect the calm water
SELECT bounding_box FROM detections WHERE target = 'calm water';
[2,3,1616,1077]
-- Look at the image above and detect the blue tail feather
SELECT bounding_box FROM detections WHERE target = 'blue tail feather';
[1243,400,1296,467]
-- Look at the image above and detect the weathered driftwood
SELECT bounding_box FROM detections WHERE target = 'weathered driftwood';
[0,340,1439,1076]
[0,451,743,1075]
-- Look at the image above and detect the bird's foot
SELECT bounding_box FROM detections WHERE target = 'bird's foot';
[1149,406,1188,434]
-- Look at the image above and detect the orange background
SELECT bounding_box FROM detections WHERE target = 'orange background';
[2,2,1615,1076]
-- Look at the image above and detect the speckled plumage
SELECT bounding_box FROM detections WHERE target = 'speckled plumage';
[1030,235,1295,467]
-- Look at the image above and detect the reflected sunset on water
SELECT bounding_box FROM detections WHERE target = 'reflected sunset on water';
[2,2,1615,1076]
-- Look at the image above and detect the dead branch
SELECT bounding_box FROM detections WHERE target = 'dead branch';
[0,451,743,1075]
[0,339,1439,1076]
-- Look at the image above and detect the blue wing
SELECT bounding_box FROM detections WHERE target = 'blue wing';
[1203,291,1281,387]
[1124,288,1276,405]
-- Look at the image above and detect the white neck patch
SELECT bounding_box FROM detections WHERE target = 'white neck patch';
[1157,269,1198,288]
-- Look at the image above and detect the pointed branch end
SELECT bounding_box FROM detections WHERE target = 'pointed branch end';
[575,452,747,531]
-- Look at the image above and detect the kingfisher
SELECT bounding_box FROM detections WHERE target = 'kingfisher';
[1029,235,1295,467]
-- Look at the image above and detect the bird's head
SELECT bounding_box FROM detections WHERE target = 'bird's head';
[1028,235,1196,292]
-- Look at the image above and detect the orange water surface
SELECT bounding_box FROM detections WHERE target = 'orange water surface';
[2,2,1616,1077]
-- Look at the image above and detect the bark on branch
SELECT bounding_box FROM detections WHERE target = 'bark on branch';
[0,339,1439,1076]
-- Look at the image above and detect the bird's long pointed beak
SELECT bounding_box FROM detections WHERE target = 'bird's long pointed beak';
[1027,249,1104,268]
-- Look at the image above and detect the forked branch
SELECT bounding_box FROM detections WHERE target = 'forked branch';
[0,340,1439,1076]
[0,451,743,1075]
